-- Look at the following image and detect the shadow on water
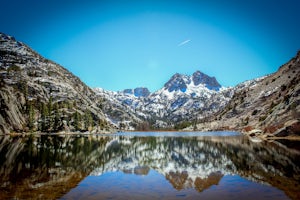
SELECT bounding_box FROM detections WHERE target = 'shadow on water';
[0,133,299,199]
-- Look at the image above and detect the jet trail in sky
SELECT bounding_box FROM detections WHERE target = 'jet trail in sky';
[178,39,191,46]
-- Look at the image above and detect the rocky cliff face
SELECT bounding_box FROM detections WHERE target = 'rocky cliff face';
[195,51,300,137]
[192,71,221,91]
[0,33,114,134]
[164,73,190,92]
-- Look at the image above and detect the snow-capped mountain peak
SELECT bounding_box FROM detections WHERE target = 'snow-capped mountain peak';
[163,71,221,94]
[94,71,232,129]
[164,73,190,92]
[123,87,150,97]
[192,71,221,91]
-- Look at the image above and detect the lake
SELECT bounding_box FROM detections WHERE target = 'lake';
[0,132,299,200]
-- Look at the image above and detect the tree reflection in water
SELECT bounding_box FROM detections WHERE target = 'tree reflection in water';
[0,134,299,199]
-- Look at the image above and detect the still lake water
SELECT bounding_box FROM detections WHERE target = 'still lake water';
[0,131,299,200]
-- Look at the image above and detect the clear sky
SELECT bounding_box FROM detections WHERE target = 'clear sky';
[1,0,300,91]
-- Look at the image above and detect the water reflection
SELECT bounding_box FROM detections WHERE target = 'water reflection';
[0,134,299,199]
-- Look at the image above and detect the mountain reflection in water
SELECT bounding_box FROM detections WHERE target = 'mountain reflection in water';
[0,133,299,200]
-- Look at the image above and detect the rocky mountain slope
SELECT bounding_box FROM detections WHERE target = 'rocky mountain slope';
[95,71,232,129]
[0,33,115,134]
[195,52,300,137]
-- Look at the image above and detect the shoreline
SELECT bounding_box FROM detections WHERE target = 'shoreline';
[1,129,300,141]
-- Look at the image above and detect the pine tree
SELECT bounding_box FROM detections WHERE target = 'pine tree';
[73,111,81,131]
[47,97,53,129]
[53,103,61,131]
[28,103,35,131]
[40,102,49,132]
[84,109,93,131]
[48,96,53,114]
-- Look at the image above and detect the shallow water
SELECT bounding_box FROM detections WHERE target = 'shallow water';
[0,132,299,199]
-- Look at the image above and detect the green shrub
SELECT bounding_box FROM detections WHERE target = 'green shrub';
[7,65,21,72]
[259,115,267,122]
[281,84,287,91]
[252,110,258,115]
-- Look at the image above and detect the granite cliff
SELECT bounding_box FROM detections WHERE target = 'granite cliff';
[0,33,114,134]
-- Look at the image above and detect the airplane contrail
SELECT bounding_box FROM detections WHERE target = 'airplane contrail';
[178,39,191,47]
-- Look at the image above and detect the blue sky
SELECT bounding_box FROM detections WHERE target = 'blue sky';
[1,0,300,91]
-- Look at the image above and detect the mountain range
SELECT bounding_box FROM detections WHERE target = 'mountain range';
[0,32,299,137]
[94,70,232,130]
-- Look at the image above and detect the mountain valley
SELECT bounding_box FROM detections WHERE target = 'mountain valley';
[0,32,299,138]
